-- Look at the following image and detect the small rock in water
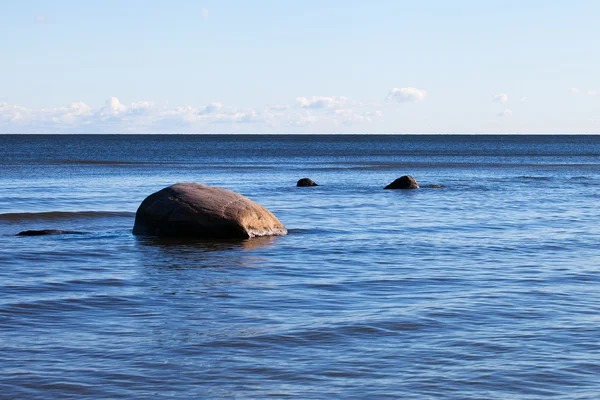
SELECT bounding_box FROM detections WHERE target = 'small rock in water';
[424,184,444,188]
[133,183,287,239]
[17,229,83,236]
[384,175,419,189]
[296,178,319,187]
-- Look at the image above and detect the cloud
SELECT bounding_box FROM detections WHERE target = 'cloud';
[497,108,513,117]
[35,15,47,24]
[0,103,29,122]
[333,109,384,125]
[267,105,289,112]
[198,102,223,115]
[215,109,262,124]
[387,87,427,103]
[284,112,320,127]
[100,96,127,116]
[520,96,528,103]
[126,101,156,117]
[368,110,384,118]
[289,94,381,126]
[1,101,94,124]
[493,93,508,103]
[568,88,598,96]
[201,8,209,18]
[52,102,93,123]
[0,95,381,133]
[61,102,92,115]
[131,101,154,110]
[296,96,348,109]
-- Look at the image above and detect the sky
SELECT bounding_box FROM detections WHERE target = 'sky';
[1,0,599,133]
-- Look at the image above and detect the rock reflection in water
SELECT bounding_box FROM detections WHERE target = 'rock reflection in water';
[134,235,278,270]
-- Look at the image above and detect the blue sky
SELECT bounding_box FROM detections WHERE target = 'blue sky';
[1,0,598,133]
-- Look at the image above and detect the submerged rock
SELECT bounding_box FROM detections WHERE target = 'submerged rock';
[132,183,287,239]
[384,175,419,189]
[423,184,444,189]
[296,178,319,187]
[17,229,83,236]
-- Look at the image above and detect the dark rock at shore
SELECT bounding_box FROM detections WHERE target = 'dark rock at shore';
[17,229,83,236]
[384,175,419,189]
[132,183,287,239]
[296,178,319,187]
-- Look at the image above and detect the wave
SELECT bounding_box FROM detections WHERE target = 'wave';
[53,160,149,165]
[0,211,135,221]
[520,176,552,181]
[520,176,598,184]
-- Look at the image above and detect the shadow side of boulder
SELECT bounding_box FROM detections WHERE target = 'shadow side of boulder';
[297,178,319,187]
[384,175,419,189]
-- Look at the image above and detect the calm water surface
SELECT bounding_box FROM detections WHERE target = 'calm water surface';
[1,134,600,399]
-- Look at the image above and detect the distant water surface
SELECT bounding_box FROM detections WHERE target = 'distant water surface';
[1,134,600,399]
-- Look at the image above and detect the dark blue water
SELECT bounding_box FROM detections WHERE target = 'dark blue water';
[1,134,600,399]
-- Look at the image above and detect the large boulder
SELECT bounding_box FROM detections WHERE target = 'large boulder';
[384,175,419,189]
[297,178,318,187]
[132,183,287,239]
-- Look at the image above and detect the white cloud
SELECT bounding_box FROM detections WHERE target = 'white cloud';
[387,87,427,103]
[568,88,598,96]
[0,95,383,133]
[50,102,93,123]
[198,102,223,115]
[497,108,513,117]
[236,111,260,123]
[333,109,383,125]
[520,96,528,103]
[267,105,289,112]
[286,113,319,127]
[131,101,154,110]
[100,96,127,116]
[493,93,508,103]
[126,101,156,117]
[216,109,262,124]
[35,15,47,24]
[1,101,94,126]
[70,101,93,115]
[0,103,29,122]
[296,96,348,109]
[201,8,209,18]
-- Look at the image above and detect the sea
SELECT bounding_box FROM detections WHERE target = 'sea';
[1,134,600,399]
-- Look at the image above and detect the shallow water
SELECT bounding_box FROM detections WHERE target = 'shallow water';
[1,134,600,399]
